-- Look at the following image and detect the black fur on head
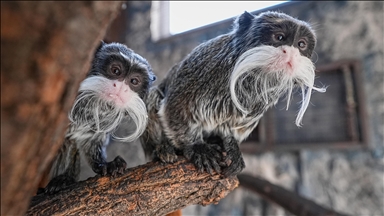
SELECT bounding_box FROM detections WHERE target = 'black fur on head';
[233,11,316,58]
[89,41,156,99]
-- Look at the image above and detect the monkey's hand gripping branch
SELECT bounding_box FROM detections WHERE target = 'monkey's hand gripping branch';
[27,157,239,216]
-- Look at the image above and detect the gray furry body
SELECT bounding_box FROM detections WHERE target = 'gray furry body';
[44,42,155,193]
[141,11,325,176]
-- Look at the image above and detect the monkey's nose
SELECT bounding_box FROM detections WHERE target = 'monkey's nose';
[112,81,130,94]
[113,81,123,89]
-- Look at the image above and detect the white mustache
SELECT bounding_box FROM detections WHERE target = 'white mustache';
[69,76,148,142]
[230,45,326,127]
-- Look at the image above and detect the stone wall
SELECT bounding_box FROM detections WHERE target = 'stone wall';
[95,1,383,215]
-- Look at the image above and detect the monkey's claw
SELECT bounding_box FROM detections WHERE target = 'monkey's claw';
[183,143,223,175]
[155,141,178,163]
[104,155,127,177]
[94,155,127,177]
[222,150,245,177]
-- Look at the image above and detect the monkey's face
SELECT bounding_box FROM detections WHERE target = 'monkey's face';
[255,12,316,59]
[231,11,325,126]
[236,11,316,58]
[69,42,156,142]
[89,42,156,104]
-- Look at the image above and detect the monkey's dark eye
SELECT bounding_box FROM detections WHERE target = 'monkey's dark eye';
[274,34,285,41]
[130,78,140,86]
[298,40,307,50]
[111,66,121,76]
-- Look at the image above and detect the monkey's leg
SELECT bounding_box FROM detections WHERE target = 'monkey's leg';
[81,134,127,177]
[43,147,80,194]
[161,106,223,174]
[162,122,223,174]
[154,136,178,163]
[221,136,245,176]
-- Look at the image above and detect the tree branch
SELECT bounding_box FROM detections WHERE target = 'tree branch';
[27,157,239,216]
[238,174,349,216]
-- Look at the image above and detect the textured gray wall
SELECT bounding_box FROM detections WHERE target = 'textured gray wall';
[83,1,383,215]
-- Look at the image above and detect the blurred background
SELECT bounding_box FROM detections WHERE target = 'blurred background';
[79,1,383,215]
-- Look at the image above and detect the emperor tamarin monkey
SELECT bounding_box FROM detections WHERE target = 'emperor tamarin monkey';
[140,11,325,176]
[44,42,156,193]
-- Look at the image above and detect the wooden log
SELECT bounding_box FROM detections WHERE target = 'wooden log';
[27,157,239,216]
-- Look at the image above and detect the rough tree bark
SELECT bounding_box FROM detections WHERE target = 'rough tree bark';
[1,2,124,215]
[26,157,239,215]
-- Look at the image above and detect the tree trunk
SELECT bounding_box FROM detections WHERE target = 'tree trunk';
[27,157,239,216]
[1,1,123,215]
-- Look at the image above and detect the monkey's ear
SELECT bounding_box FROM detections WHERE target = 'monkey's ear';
[235,11,254,34]
[149,73,156,82]
[95,40,106,53]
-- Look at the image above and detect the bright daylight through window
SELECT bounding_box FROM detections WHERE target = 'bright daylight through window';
[169,1,287,35]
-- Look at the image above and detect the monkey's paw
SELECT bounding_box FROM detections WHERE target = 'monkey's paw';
[183,143,223,175]
[43,174,76,194]
[222,150,245,177]
[94,155,127,177]
[105,155,127,177]
[155,142,178,163]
